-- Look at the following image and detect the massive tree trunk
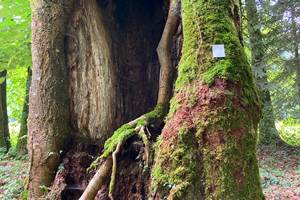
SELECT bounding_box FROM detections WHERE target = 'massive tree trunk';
[29,0,166,198]
[16,68,32,154]
[0,70,10,152]
[151,0,264,199]
[29,0,263,199]
[245,0,279,145]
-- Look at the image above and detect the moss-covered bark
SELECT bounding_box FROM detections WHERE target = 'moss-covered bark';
[245,0,279,145]
[151,0,264,199]
[0,70,10,152]
[16,68,31,154]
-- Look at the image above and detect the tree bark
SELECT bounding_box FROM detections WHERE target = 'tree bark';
[67,0,165,144]
[28,0,74,197]
[16,67,32,155]
[29,0,166,198]
[151,0,264,199]
[245,0,279,145]
[79,1,180,199]
[0,70,10,152]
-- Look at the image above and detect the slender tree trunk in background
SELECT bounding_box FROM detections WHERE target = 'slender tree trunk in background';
[151,0,264,199]
[16,68,32,155]
[291,6,300,98]
[245,0,279,145]
[28,0,74,197]
[0,70,10,152]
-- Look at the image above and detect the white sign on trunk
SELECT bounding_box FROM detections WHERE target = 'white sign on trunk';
[212,44,225,58]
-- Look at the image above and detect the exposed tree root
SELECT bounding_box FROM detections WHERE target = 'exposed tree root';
[108,141,124,200]
[138,126,150,166]
[79,158,112,200]
[80,109,165,200]
[80,1,180,199]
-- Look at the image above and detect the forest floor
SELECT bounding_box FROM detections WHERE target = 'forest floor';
[258,145,300,200]
[0,145,299,199]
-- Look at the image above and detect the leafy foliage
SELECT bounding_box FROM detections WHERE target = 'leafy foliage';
[257,0,300,119]
[0,0,31,122]
[0,0,31,72]
[7,68,27,122]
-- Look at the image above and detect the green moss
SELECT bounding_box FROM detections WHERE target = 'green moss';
[175,0,260,109]
[203,60,232,85]
[167,97,181,120]
[101,105,165,158]
[101,124,135,158]
[151,125,201,199]
[197,102,264,200]
[175,0,201,89]
[144,104,165,122]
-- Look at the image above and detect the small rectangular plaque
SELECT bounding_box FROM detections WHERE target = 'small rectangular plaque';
[212,44,225,58]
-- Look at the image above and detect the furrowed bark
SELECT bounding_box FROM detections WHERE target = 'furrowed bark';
[245,0,279,145]
[151,0,264,199]
[0,70,10,152]
[80,1,180,199]
[16,68,32,154]
[28,0,74,198]
[67,0,164,144]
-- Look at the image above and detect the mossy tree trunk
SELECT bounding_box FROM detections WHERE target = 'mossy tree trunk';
[0,70,10,152]
[245,0,279,145]
[151,0,264,199]
[16,67,32,155]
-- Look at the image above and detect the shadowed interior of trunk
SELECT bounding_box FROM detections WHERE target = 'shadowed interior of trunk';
[58,0,168,199]
[67,0,166,143]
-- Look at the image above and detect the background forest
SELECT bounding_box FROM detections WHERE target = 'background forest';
[0,0,299,199]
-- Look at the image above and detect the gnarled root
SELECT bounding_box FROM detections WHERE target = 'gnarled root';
[80,107,165,200]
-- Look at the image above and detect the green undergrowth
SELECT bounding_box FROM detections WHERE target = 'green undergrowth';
[0,151,29,200]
